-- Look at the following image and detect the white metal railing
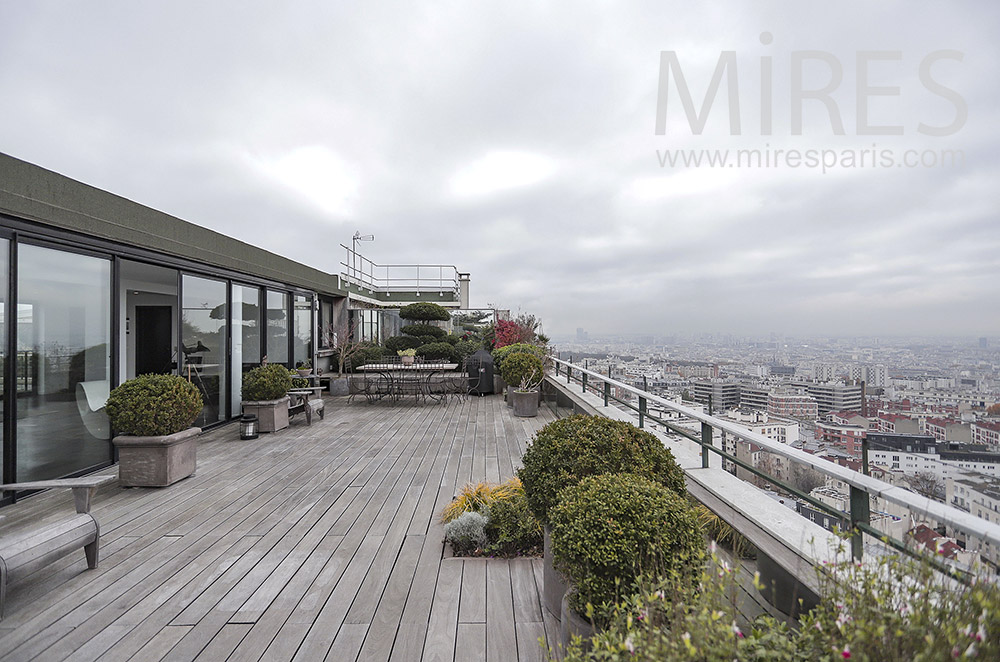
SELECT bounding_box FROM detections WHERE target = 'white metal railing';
[550,357,1000,557]
[340,244,460,296]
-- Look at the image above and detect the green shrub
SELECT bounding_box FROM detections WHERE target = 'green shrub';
[454,339,479,360]
[442,334,461,346]
[106,374,203,436]
[443,511,488,555]
[385,335,424,353]
[399,302,451,321]
[518,415,687,524]
[500,352,544,389]
[485,490,543,556]
[416,342,459,363]
[550,473,704,619]
[241,364,292,401]
[289,369,309,389]
[492,342,546,375]
[402,324,446,338]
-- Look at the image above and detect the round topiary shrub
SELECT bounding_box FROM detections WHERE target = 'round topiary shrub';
[501,352,544,389]
[550,473,704,618]
[241,364,293,401]
[441,334,460,346]
[402,324,446,339]
[517,415,687,524]
[416,342,459,363]
[385,335,424,353]
[106,373,203,437]
[492,342,546,375]
[399,302,451,321]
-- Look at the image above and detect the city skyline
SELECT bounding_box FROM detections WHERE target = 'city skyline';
[1,2,997,337]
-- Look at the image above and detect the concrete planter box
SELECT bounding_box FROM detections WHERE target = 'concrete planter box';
[113,427,201,487]
[506,385,513,408]
[327,376,350,396]
[511,390,540,417]
[559,591,595,656]
[494,375,506,395]
[241,396,290,433]
[543,525,568,617]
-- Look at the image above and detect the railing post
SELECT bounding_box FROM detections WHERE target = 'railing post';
[639,396,646,428]
[643,375,648,392]
[701,421,712,468]
[582,371,588,395]
[603,379,609,407]
[849,485,870,561]
[707,395,713,416]
[861,436,870,476]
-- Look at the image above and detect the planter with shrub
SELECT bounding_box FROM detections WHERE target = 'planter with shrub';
[441,478,542,557]
[107,373,204,487]
[241,364,293,432]
[518,415,688,614]
[501,352,544,417]
[550,473,704,625]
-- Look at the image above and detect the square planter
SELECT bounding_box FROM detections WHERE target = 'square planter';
[242,397,290,433]
[113,427,201,487]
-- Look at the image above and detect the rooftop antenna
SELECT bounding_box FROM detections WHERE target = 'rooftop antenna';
[351,231,374,284]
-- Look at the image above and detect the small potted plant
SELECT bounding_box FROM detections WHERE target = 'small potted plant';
[241,364,293,432]
[107,374,203,487]
[398,348,417,366]
[295,360,312,377]
[501,353,544,417]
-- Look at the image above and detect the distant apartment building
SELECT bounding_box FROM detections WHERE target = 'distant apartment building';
[740,384,769,411]
[868,433,1000,480]
[875,413,921,435]
[828,410,871,428]
[767,391,819,420]
[946,472,1000,568]
[813,364,836,382]
[801,486,905,540]
[682,364,719,379]
[692,380,741,411]
[806,382,863,415]
[972,421,1000,448]
[921,417,972,443]
[716,409,799,481]
[815,422,867,457]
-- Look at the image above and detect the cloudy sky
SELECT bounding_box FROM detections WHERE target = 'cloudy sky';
[1,1,996,338]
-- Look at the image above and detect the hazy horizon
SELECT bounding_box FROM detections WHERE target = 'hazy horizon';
[1,2,996,338]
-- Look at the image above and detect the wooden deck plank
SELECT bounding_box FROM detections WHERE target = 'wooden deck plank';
[486,560,517,662]
[0,394,559,662]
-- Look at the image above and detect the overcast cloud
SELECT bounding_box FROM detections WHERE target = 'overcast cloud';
[1,1,996,338]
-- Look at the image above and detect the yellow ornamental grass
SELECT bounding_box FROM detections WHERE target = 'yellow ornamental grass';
[441,477,523,523]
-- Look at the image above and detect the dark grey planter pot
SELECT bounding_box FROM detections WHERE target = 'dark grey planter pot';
[559,591,595,656]
[327,376,350,396]
[113,427,201,487]
[506,385,514,408]
[494,375,506,395]
[543,525,568,617]
[241,397,290,432]
[512,390,540,417]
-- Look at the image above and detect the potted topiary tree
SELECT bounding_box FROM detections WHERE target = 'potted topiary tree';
[398,348,417,366]
[241,363,293,433]
[501,352,544,417]
[107,374,204,487]
[517,415,688,615]
[549,473,704,647]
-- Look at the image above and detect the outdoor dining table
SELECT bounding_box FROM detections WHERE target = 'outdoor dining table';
[356,363,458,403]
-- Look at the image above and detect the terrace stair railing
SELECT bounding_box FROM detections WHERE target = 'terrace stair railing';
[339,244,460,297]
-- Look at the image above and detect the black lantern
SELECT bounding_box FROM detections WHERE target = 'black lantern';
[240,414,259,440]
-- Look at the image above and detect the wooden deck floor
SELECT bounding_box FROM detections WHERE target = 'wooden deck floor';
[0,394,562,662]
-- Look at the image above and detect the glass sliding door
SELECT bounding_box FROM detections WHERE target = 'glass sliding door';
[292,294,312,368]
[231,284,260,410]
[181,275,227,427]
[16,244,111,482]
[0,239,6,484]
[266,290,288,365]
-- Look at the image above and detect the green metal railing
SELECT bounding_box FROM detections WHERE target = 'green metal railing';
[550,356,1000,577]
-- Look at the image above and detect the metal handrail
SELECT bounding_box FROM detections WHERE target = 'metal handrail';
[551,357,1000,559]
[340,244,459,294]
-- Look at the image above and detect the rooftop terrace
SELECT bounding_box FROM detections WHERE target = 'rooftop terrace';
[0,395,560,662]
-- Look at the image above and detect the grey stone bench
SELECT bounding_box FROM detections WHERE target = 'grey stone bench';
[0,475,115,620]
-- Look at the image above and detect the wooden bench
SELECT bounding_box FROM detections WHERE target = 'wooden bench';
[0,475,115,620]
[288,391,325,426]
